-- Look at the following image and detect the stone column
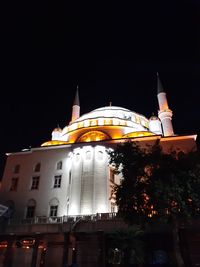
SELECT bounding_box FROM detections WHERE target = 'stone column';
[62,233,69,267]
[31,236,40,267]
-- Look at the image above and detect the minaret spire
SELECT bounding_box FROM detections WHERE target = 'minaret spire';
[157,73,174,136]
[71,85,80,123]
[73,85,80,106]
[157,72,165,94]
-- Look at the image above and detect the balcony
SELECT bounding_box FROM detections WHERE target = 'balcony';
[0,212,127,235]
[9,212,117,225]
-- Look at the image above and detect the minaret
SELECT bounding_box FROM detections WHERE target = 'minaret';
[71,86,80,123]
[157,73,174,136]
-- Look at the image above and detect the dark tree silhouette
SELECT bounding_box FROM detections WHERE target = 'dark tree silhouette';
[108,140,200,267]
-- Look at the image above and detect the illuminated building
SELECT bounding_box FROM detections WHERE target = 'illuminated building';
[0,75,198,267]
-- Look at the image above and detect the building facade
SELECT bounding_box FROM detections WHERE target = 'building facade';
[0,75,198,267]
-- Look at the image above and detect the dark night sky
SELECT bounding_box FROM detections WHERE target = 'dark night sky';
[1,0,200,176]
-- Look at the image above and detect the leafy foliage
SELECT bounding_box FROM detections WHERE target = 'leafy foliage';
[107,227,145,265]
[108,140,200,225]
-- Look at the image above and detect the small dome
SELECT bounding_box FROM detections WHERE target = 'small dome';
[149,115,159,121]
[53,127,62,132]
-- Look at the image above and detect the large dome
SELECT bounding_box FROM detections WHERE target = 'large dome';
[75,106,147,123]
[41,106,158,146]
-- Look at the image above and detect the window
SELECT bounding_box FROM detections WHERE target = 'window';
[77,130,109,142]
[49,205,58,217]
[14,164,20,174]
[56,161,62,170]
[97,151,103,160]
[109,169,115,183]
[26,206,35,218]
[69,171,72,184]
[49,198,59,217]
[10,178,19,191]
[34,163,41,172]
[31,176,40,190]
[86,151,91,160]
[54,175,62,188]
[76,153,80,161]
[111,202,116,213]
[26,199,36,219]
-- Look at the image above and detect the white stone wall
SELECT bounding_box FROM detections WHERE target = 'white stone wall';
[148,119,163,135]
[68,145,109,215]
[0,144,111,220]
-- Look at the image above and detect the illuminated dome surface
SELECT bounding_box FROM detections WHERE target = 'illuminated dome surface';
[75,106,147,123]
[41,106,156,146]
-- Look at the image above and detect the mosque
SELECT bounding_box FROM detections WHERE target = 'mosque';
[0,74,198,267]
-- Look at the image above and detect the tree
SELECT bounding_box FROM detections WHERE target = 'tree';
[108,140,200,267]
[107,227,145,266]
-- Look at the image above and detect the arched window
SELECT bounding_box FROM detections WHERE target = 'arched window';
[49,198,59,217]
[34,163,41,172]
[56,161,62,170]
[76,153,80,161]
[26,199,36,218]
[77,131,110,143]
[97,151,103,160]
[86,151,91,160]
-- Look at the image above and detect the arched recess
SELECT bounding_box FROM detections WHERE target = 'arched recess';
[34,163,41,172]
[56,161,62,170]
[49,198,59,206]
[76,130,110,143]
[27,199,36,206]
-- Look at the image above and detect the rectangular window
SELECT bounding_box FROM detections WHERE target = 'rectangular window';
[111,202,116,213]
[26,206,35,218]
[54,175,62,188]
[109,169,115,183]
[50,205,58,217]
[69,172,72,184]
[10,178,19,191]
[31,176,40,190]
[14,164,20,174]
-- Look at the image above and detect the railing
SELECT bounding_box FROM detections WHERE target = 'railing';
[8,212,117,225]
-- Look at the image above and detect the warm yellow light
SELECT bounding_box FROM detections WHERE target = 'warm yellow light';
[77,131,110,143]
[41,140,69,147]
[123,131,155,138]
